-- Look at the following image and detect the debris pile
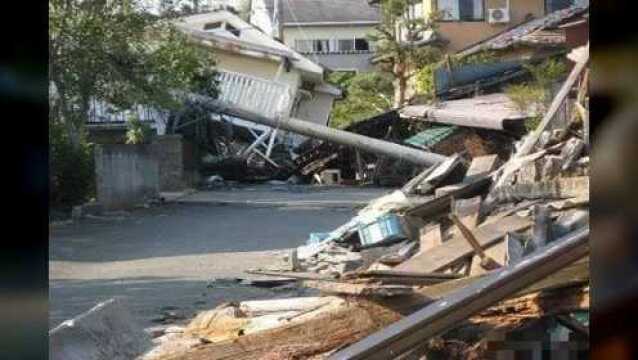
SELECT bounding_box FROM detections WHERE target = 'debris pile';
[140,45,589,360]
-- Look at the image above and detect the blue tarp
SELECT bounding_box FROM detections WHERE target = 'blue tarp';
[435,61,524,95]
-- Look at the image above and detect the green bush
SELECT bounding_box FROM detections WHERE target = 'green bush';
[49,120,95,208]
[506,58,568,132]
[328,72,394,129]
[126,114,154,144]
[415,63,436,99]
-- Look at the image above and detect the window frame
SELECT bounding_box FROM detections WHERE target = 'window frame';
[435,0,486,23]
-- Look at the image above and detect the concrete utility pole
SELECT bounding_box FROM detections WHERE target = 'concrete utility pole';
[186,93,448,167]
[272,0,284,41]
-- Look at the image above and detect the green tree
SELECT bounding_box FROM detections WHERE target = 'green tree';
[506,58,567,131]
[329,72,394,129]
[369,0,442,107]
[49,0,218,149]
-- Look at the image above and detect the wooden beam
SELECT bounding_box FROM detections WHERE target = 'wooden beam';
[164,259,588,360]
[328,227,589,360]
[396,215,532,273]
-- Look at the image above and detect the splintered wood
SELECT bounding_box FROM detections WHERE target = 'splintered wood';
[396,215,532,273]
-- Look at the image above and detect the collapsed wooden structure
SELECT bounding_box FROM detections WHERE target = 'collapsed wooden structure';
[140,45,590,360]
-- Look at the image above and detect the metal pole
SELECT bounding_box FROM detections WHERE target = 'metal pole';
[328,226,589,360]
[186,94,448,167]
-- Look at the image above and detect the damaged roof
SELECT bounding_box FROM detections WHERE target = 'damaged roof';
[400,93,531,132]
[262,0,380,26]
[457,3,589,57]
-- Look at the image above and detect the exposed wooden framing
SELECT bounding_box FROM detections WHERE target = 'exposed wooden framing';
[328,227,589,360]
[449,214,502,271]
[515,47,589,158]
[418,224,442,254]
[405,176,491,219]
[532,205,553,248]
[396,215,531,273]
[165,258,588,360]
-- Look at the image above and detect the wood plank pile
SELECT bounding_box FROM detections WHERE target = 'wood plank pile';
[140,46,590,360]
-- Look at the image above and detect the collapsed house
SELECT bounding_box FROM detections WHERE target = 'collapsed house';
[139,43,589,360]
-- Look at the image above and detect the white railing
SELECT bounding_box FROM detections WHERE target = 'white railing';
[86,70,293,135]
[217,70,293,120]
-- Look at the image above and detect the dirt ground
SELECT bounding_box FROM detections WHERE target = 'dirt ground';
[49,185,389,328]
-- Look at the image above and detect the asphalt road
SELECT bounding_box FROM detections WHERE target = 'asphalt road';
[49,185,389,329]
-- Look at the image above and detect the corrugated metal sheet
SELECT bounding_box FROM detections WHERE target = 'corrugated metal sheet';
[434,61,523,95]
[404,126,458,148]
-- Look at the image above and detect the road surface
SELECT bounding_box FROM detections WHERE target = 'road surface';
[49,185,389,328]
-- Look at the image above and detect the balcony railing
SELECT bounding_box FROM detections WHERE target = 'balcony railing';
[86,70,294,133]
[216,70,293,120]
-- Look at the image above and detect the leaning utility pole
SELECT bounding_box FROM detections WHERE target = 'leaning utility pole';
[185,93,448,167]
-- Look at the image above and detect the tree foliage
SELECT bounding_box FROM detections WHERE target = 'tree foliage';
[49,0,219,208]
[49,0,218,147]
[506,58,568,131]
[328,72,394,129]
[369,0,443,106]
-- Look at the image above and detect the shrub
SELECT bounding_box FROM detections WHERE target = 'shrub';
[49,120,95,208]
[125,114,154,144]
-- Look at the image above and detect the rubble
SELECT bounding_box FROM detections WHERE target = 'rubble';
[137,44,589,360]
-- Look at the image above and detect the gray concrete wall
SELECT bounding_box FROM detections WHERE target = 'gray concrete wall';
[152,135,186,192]
[95,144,160,209]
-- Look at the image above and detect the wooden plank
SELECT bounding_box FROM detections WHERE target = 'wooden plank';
[418,224,442,254]
[464,154,499,182]
[244,269,338,282]
[303,281,414,297]
[162,300,402,360]
[239,297,339,317]
[406,176,491,218]
[396,215,532,273]
[453,196,482,229]
[167,259,588,360]
[328,227,589,359]
[487,176,589,207]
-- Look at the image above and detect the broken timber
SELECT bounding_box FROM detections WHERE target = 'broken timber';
[396,214,532,273]
[184,93,448,167]
[328,226,589,360]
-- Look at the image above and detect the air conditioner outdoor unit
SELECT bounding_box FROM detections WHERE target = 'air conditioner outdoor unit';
[488,8,510,24]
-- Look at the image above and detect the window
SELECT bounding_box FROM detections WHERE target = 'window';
[226,23,240,37]
[203,22,222,31]
[313,39,331,53]
[338,39,355,52]
[406,1,424,20]
[295,38,371,54]
[437,0,484,21]
[295,39,313,53]
[203,21,241,37]
[546,0,575,13]
[355,38,370,51]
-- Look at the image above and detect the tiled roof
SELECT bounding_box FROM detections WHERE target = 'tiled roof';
[263,0,380,25]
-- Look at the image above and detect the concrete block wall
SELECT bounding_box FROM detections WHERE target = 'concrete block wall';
[152,135,186,192]
[95,144,160,209]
